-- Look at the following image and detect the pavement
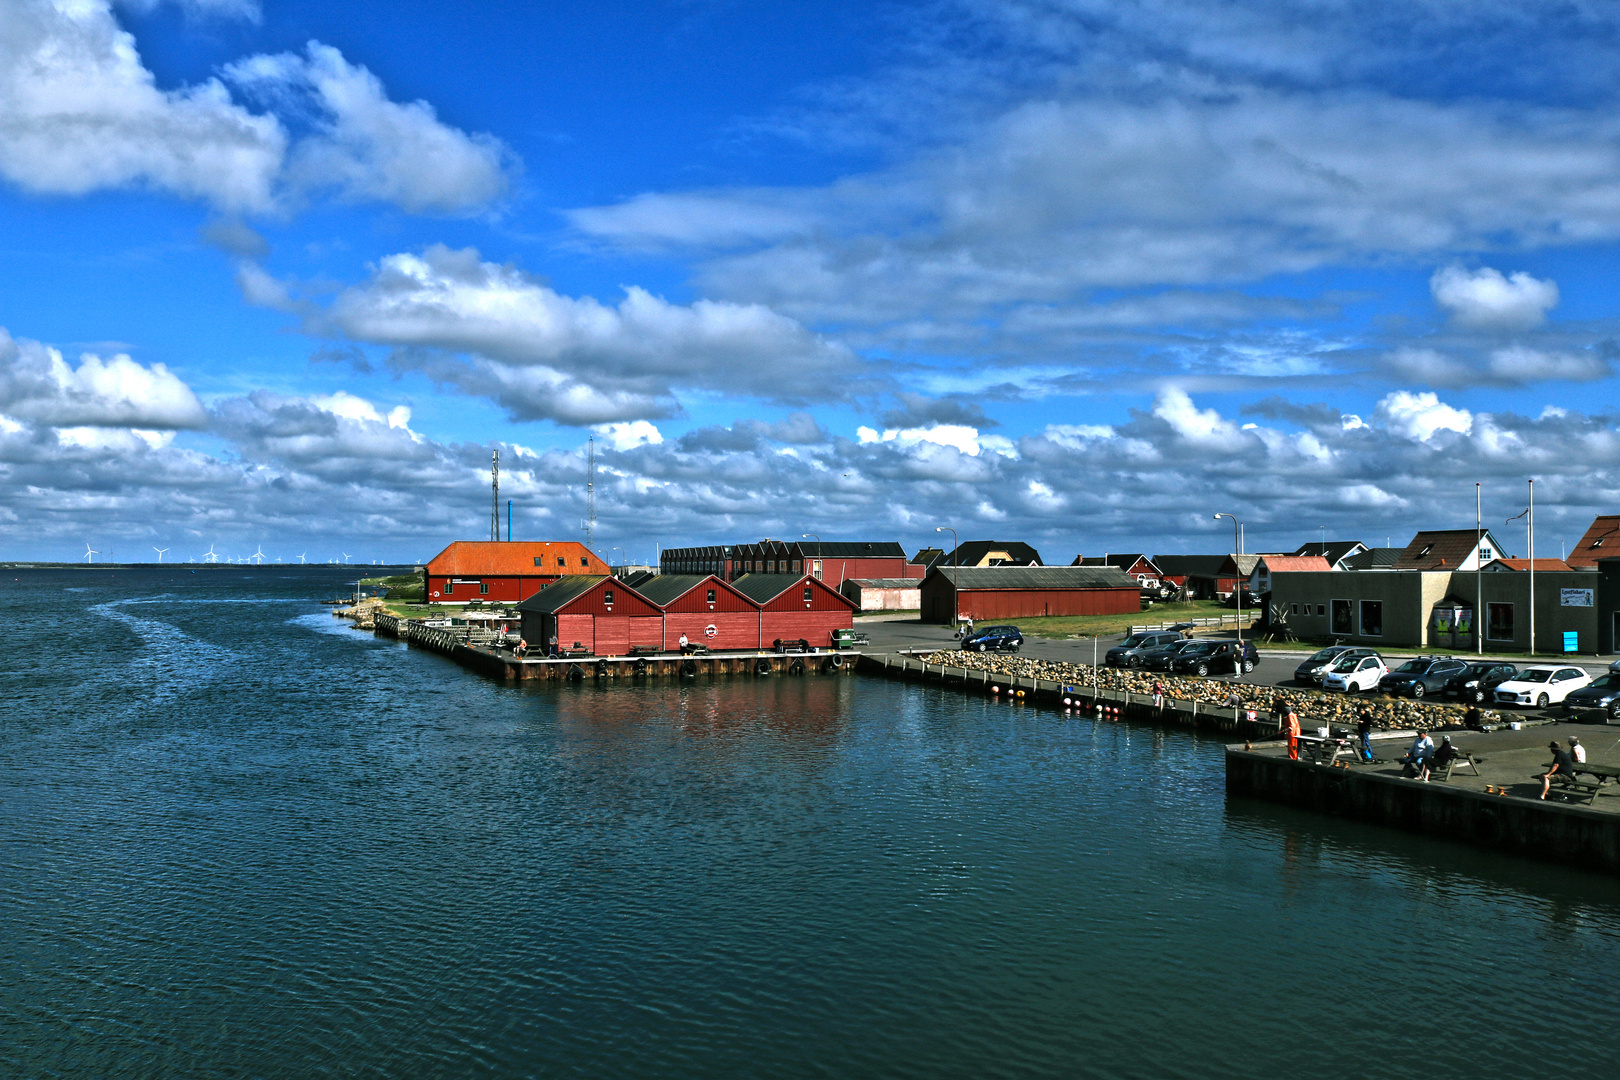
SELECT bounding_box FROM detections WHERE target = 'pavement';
[1249,721,1620,812]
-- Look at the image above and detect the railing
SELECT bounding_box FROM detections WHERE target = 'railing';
[1128,614,1247,634]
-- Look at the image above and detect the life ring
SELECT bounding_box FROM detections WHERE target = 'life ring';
[825,652,843,670]
[821,657,839,674]
[634,657,648,675]
[680,659,698,677]
[566,664,583,682]
[788,660,806,676]
[595,659,609,678]
[755,659,772,676]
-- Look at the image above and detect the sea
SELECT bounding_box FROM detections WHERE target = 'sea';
[3,565,1618,1079]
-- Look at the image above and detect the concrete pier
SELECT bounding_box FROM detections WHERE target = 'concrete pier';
[373,612,859,680]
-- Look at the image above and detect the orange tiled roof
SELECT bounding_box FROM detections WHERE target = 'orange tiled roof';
[426,541,606,576]
[1485,557,1574,572]
[1256,555,1332,573]
[1568,515,1620,569]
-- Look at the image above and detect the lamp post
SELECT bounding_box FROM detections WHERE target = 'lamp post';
[936,526,958,630]
[1214,513,1244,671]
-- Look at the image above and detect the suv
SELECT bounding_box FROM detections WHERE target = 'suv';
[1293,645,1379,685]
[1142,638,1202,672]
[1321,653,1388,693]
[1168,639,1259,677]
[1105,630,1186,667]
[1443,661,1518,704]
[961,625,1023,652]
[1377,656,1469,699]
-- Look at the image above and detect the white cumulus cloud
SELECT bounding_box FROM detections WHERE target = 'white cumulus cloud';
[1431,265,1559,330]
[0,328,206,429]
[1375,390,1472,441]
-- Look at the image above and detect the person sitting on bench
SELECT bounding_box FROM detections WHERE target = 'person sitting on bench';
[1421,735,1457,781]
[1540,740,1579,800]
[1401,730,1433,778]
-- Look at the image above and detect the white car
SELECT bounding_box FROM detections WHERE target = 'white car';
[1322,653,1388,693]
[1493,665,1593,708]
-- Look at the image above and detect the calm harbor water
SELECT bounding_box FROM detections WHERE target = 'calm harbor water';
[4,566,1620,1079]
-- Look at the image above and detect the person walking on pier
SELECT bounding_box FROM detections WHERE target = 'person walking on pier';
[1152,680,1164,709]
[1356,708,1375,762]
[1283,703,1301,761]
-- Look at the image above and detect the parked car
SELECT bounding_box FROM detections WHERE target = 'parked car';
[1443,661,1518,704]
[1141,639,1203,672]
[1168,639,1259,677]
[1321,653,1388,693]
[1106,630,1187,667]
[1377,656,1470,699]
[1494,665,1593,708]
[1563,673,1620,719]
[1293,645,1380,686]
[961,625,1023,652]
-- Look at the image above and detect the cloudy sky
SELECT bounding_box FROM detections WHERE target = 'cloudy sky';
[3,0,1618,564]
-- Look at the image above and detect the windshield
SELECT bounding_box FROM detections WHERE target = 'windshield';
[1121,634,1147,647]
[1465,663,1495,676]
[1517,669,1552,683]
[1394,660,1430,674]
[1184,643,1217,655]
[1331,655,1361,672]
[1589,674,1620,690]
[1307,647,1344,663]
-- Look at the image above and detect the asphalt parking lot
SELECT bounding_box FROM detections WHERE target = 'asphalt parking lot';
[854,617,1620,698]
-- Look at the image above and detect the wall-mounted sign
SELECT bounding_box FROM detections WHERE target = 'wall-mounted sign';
[1561,588,1594,607]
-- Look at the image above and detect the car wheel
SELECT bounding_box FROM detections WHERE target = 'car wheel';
[1411,683,1425,699]
[1608,701,1620,720]
[1537,693,1550,709]
[1195,662,1210,677]
[1471,689,1485,704]
[1242,659,1255,673]
[1128,656,1143,668]
[977,643,986,653]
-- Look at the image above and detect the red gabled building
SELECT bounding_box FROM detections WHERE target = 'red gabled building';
[516,575,662,655]
[634,574,760,650]
[424,541,606,604]
[730,573,857,646]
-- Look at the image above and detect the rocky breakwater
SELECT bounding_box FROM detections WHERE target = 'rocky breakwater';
[918,651,1504,732]
[336,596,389,630]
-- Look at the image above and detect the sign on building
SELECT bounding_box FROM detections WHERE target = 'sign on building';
[1560,588,1594,607]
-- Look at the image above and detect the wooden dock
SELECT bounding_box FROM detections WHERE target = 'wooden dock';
[373,612,859,680]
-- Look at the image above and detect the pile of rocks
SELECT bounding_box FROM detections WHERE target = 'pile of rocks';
[917,650,1500,731]
[336,596,389,630]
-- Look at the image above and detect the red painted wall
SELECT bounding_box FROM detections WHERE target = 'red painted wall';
[662,578,755,613]
[558,613,595,651]
[665,611,760,650]
[958,588,1138,620]
[429,574,563,603]
[762,610,852,646]
[630,617,662,650]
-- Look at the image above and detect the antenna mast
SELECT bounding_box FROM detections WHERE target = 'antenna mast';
[490,448,500,542]
[586,435,596,550]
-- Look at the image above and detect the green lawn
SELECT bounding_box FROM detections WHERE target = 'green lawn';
[1012,600,1238,639]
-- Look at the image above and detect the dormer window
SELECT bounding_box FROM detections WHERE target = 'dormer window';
[1417,544,1434,558]
[1594,539,1605,548]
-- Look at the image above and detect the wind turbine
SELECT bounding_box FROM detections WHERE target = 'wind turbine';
[251,545,266,565]
[84,543,98,564]
[297,553,307,564]
[203,544,219,564]
[153,546,168,563]
[342,552,352,563]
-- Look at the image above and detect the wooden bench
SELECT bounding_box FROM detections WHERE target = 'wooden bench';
[558,646,592,659]
[627,645,661,656]
[1295,735,1359,765]
[1437,752,1482,781]
[1541,773,1607,805]
[774,638,812,654]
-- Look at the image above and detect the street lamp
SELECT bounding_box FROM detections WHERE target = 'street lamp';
[936,526,958,630]
[1214,513,1245,673]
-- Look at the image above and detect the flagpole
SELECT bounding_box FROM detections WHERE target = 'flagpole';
[1476,482,1483,656]
[1528,478,1536,657]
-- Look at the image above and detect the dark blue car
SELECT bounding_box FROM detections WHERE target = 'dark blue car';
[962,625,1024,652]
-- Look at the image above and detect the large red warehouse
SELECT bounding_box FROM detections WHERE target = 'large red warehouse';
[730,573,857,647]
[920,566,1139,624]
[425,541,606,604]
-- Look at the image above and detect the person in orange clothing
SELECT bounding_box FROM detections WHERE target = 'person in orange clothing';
[1284,703,1301,760]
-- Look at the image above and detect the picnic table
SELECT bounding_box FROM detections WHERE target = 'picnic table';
[1294,735,1360,765]
[1538,759,1615,804]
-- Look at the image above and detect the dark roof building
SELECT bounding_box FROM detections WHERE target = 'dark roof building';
[1568,515,1620,569]
[660,539,918,588]
[1342,547,1402,570]
[1288,540,1368,569]
[1391,529,1505,571]
[919,565,1138,624]
[938,541,1043,568]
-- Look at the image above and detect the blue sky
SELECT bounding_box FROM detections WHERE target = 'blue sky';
[2,0,1619,564]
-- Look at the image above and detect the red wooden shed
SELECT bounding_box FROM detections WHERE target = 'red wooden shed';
[633,574,760,650]
[730,573,856,647]
[516,576,662,656]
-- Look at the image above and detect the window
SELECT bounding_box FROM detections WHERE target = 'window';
[1478,545,1493,561]
[557,556,565,567]
[1417,543,1434,558]
[603,589,614,606]
[804,586,814,603]
[1487,602,1514,640]
[444,580,453,595]
[581,557,590,567]
[812,559,822,579]
[1331,599,1351,634]
[706,588,716,603]
[768,560,777,572]
[1290,603,1299,615]
[1359,600,1382,637]
[792,560,802,572]
[479,581,489,595]
[534,557,544,567]
[1593,539,1605,549]
[1316,604,1325,617]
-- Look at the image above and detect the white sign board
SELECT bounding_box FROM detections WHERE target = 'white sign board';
[1560,588,1594,607]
